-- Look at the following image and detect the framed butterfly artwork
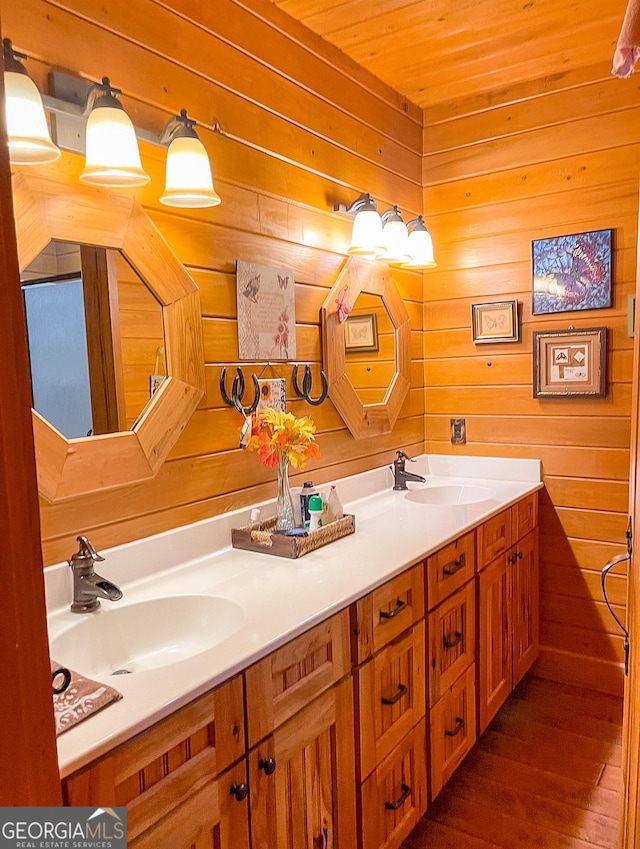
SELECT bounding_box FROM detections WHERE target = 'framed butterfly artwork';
[236,260,296,360]
[471,300,519,344]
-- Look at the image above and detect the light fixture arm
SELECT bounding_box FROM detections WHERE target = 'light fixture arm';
[82,76,125,115]
[381,205,404,225]
[333,191,378,216]
[406,215,426,232]
[2,39,28,75]
[159,109,199,145]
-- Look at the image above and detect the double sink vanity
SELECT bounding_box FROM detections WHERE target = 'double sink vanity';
[46,453,542,849]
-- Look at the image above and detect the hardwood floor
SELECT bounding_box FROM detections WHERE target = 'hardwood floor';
[404,676,624,849]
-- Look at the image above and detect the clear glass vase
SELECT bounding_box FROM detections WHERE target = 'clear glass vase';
[275,454,295,531]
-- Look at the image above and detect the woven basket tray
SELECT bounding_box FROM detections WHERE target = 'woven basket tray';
[231,513,356,559]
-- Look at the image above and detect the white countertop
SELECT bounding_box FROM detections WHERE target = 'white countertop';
[45,453,542,777]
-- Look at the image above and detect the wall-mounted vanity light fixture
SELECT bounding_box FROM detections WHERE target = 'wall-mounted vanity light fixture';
[2,39,61,165]
[334,193,436,269]
[159,109,220,208]
[2,43,221,206]
[338,192,385,258]
[80,76,149,187]
[403,215,437,269]
[379,205,409,264]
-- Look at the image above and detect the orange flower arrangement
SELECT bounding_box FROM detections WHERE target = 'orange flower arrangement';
[247,408,320,470]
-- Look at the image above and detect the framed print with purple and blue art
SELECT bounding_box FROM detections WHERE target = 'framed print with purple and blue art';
[532,228,612,315]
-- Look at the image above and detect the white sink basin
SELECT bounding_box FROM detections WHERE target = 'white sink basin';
[50,594,244,677]
[405,484,496,506]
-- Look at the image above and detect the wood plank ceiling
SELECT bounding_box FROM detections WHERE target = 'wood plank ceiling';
[267,0,628,110]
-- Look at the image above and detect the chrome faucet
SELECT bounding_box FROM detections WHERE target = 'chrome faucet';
[68,536,123,613]
[392,450,426,491]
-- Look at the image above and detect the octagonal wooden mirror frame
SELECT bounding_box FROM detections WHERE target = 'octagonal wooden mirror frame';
[321,256,410,439]
[12,170,205,501]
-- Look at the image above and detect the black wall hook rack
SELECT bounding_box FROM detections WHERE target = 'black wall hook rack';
[219,367,260,415]
[292,364,328,407]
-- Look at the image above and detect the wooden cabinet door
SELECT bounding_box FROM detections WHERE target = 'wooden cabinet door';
[426,531,475,611]
[249,678,356,849]
[353,563,425,664]
[477,508,511,571]
[355,620,426,780]
[130,760,250,849]
[430,664,476,799]
[511,492,538,542]
[428,580,475,707]
[360,719,427,849]
[245,609,351,747]
[63,677,245,842]
[512,529,539,687]
[477,553,512,734]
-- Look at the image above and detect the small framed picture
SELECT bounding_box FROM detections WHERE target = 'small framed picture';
[532,229,612,315]
[345,313,379,352]
[532,327,606,398]
[471,300,519,344]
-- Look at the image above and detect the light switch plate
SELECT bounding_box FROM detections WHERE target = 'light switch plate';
[450,418,466,445]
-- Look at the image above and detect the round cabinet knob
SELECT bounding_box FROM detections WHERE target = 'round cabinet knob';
[259,757,277,775]
[229,783,248,802]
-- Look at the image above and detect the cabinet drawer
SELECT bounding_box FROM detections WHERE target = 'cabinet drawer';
[430,664,476,800]
[245,609,351,746]
[477,508,512,570]
[426,530,475,610]
[353,563,425,664]
[512,491,538,542]
[360,719,427,849]
[355,620,426,780]
[130,759,250,849]
[63,676,245,841]
[428,581,475,707]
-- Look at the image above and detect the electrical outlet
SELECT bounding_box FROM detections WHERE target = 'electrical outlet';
[450,418,466,445]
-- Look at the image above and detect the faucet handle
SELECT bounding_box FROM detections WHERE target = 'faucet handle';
[396,450,416,463]
[71,535,105,564]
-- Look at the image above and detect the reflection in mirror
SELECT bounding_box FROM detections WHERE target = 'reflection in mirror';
[344,292,394,405]
[321,256,410,440]
[21,242,164,440]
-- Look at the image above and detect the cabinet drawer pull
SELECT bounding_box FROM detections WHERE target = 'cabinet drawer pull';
[259,757,277,775]
[442,558,464,577]
[381,683,408,705]
[444,717,465,737]
[379,599,407,621]
[385,783,412,810]
[443,630,463,649]
[229,783,248,802]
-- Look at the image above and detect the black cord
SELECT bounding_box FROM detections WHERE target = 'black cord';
[601,552,630,674]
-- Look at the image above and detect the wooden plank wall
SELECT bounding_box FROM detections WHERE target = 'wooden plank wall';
[3,0,425,564]
[422,67,639,695]
[115,253,165,429]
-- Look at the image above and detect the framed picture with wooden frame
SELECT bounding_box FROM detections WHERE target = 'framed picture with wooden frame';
[344,312,379,353]
[532,327,606,398]
[471,300,519,343]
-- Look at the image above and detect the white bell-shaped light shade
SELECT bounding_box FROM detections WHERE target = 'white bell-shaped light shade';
[379,207,409,265]
[160,135,221,208]
[80,104,149,187]
[348,194,384,258]
[402,217,437,268]
[4,71,61,164]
